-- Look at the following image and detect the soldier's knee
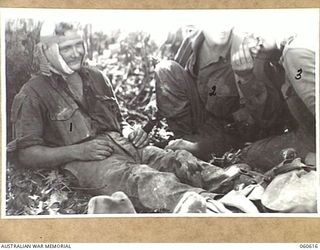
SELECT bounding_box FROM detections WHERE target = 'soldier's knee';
[155,60,185,87]
[131,164,156,175]
[155,60,177,75]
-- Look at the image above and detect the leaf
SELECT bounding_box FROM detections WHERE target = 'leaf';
[34,201,45,215]
[28,194,40,201]
[12,192,30,211]
[44,170,59,185]
[41,187,53,195]
[12,175,29,188]
[46,191,68,208]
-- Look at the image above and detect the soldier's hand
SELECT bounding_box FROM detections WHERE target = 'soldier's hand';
[171,149,204,187]
[128,126,149,148]
[231,39,254,76]
[165,139,197,152]
[76,139,114,161]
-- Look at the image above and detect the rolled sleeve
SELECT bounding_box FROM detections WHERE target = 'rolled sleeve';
[10,90,45,150]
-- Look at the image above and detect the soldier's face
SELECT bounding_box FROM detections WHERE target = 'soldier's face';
[212,30,232,45]
[59,38,85,71]
[203,26,233,46]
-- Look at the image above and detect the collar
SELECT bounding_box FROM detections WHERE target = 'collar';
[47,67,90,89]
[198,31,232,69]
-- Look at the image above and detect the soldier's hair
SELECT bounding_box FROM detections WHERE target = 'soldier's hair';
[54,22,75,36]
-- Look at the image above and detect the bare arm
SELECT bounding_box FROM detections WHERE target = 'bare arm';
[18,139,114,169]
[18,144,80,169]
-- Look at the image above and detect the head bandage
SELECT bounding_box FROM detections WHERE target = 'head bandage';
[35,22,85,76]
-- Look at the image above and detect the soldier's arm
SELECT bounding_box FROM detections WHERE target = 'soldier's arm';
[282,47,315,115]
[232,40,285,129]
[235,65,284,129]
[11,86,113,169]
[18,144,82,169]
[19,138,113,169]
[10,90,75,168]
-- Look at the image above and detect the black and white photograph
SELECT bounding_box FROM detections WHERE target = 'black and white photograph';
[2,8,319,217]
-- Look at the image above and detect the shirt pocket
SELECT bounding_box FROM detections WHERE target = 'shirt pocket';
[205,70,239,119]
[48,105,92,145]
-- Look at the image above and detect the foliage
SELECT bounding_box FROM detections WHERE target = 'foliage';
[5,19,175,215]
[6,162,92,215]
[5,19,43,142]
